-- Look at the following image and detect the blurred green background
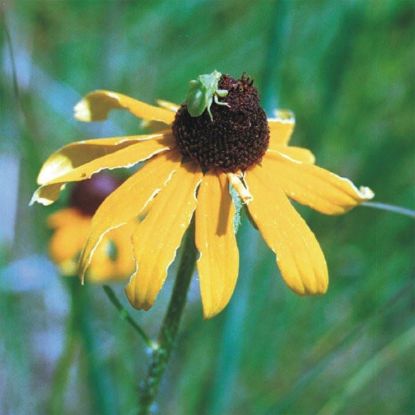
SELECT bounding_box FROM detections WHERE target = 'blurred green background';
[1,0,414,414]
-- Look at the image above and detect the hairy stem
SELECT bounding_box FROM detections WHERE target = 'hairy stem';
[137,222,197,415]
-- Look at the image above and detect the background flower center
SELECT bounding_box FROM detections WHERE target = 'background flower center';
[70,174,122,216]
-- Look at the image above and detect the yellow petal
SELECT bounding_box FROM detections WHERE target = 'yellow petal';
[141,100,179,131]
[74,90,175,125]
[263,151,374,215]
[84,240,114,282]
[268,145,316,164]
[125,163,203,310]
[31,135,173,206]
[32,183,65,206]
[156,99,180,113]
[196,173,239,318]
[79,151,181,280]
[49,215,90,265]
[48,209,134,281]
[268,110,295,146]
[86,225,136,283]
[37,133,169,185]
[109,224,136,279]
[47,208,84,228]
[246,164,328,295]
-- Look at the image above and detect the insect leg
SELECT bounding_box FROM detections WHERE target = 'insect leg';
[206,101,214,121]
[214,94,231,108]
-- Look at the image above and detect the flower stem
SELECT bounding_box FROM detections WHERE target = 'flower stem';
[361,201,415,219]
[137,221,197,415]
[103,285,154,349]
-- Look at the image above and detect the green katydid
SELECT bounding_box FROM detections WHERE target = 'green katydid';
[186,70,230,121]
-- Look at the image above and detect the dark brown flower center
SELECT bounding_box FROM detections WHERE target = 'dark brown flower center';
[172,74,269,172]
[70,173,122,216]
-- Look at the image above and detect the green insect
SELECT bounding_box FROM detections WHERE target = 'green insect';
[186,70,230,121]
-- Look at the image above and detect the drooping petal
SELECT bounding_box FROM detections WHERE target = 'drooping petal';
[246,164,328,295]
[263,150,374,215]
[125,162,203,310]
[79,151,181,280]
[268,110,295,146]
[31,135,173,206]
[74,90,175,125]
[196,173,239,319]
[268,145,316,164]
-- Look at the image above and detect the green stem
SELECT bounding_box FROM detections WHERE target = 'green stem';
[362,201,415,218]
[137,221,197,415]
[103,285,154,349]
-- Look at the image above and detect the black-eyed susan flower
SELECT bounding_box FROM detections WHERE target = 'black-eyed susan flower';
[32,71,374,318]
[47,174,134,281]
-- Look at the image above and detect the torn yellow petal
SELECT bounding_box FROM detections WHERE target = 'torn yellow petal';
[227,172,252,204]
[45,136,172,184]
[31,135,173,206]
[196,173,239,319]
[80,222,135,282]
[125,163,202,310]
[268,110,295,146]
[109,223,136,279]
[37,133,169,185]
[246,164,328,295]
[264,150,374,215]
[74,90,175,125]
[86,224,135,282]
[268,146,316,164]
[48,208,134,281]
[79,151,181,280]
[32,184,65,206]
[82,239,114,282]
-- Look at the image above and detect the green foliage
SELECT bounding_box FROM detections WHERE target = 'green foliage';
[1,0,414,414]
